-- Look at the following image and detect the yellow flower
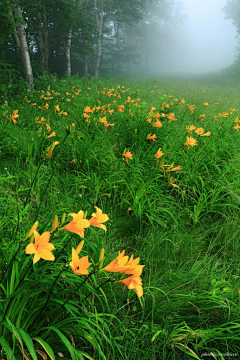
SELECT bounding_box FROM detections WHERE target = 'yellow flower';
[188,105,195,114]
[122,150,133,164]
[146,133,157,142]
[89,206,109,233]
[153,120,162,127]
[103,251,144,276]
[26,221,38,239]
[234,124,240,132]
[62,211,90,238]
[46,141,59,159]
[200,131,211,136]
[47,131,56,139]
[25,231,55,264]
[195,128,204,135]
[103,251,129,273]
[184,136,198,147]
[69,244,91,275]
[51,215,58,233]
[119,275,143,297]
[203,102,209,106]
[186,125,196,132]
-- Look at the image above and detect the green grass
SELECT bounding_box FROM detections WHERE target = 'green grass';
[1,74,240,359]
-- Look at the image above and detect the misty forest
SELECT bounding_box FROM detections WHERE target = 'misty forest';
[2,0,240,359]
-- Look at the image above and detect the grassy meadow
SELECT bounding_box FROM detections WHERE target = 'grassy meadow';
[1,74,240,359]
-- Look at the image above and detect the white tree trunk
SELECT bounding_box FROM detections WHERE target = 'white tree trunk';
[66,28,72,76]
[14,5,33,90]
[95,0,104,78]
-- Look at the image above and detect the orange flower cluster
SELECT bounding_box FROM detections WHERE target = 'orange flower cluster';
[25,206,145,298]
[103,250,144,297]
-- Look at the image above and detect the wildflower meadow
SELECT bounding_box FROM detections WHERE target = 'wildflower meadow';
[1,74,240,359]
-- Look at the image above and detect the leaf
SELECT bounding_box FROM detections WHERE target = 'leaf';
[151,330,162,342]
[5,317,24,349]
[18,328,38,360]
[33,337,56,360]
[36,350,48,360]
[42,326,77,359]
[0,336,16,360]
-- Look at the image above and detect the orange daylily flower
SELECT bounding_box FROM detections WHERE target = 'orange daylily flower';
[46,141,59,159]
[155,148,164,166]
[25,231,55,264]
[234,124,240,132]
[184,136,198,147]
[103,251,144,276]
[122,150,133,164]
[167,112,177,121]
[155,148,164,159]
[146,118,152,123]
[69,242,91,275]
[99,116,107,124]
[61,210,90,238]
[186,125,196,132]
[117,104,124,111]
[195,128,204,135]
[154,113,161,119]
[203,102,209,106]
[153,120,162,127]
[169,164,181,172]
[84,106,94,113]
[188,105,195,114]
[119,275,143,297]
[199,114,205,121]
[47,131,56,138]
[89,206,109,233]
[146,133,157,142]
[170,180,179,188]
[26,221,39,239]
[103,250,129,273]
[200,131,211,136]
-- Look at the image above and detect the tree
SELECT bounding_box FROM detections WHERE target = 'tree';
[223,0,240,34]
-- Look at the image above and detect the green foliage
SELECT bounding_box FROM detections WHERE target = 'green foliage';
[2,75,240,359]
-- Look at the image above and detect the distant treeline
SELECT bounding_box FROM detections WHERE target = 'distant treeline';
[0,0,185,89]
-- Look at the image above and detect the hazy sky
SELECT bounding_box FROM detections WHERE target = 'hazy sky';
[179,0,239,73]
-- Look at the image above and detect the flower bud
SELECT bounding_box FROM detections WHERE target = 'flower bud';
[51,215,58,233]
[98,249,105,269]
[76,240,84,255]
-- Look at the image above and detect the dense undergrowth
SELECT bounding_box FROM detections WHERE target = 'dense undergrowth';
[1,74,240,359]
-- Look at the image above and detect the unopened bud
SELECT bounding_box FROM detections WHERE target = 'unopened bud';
[26,221,38,239]
[60,213,66,226]
[51,215,58,233]
[76,240,84,255]
[98,249,105,269]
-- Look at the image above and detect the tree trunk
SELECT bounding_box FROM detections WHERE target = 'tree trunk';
[66,28,72,76]
[14,5,33,89]
[116,21,120,75]
[95,0,104,78]
[83,52,88,77]
[8,9,21,51]
[43,12,49,71]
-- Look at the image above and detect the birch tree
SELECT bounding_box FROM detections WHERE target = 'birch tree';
[13,4,33,89]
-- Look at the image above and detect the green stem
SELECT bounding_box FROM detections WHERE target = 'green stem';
[82,277,112,302]
[35,262,68,323]
[34,133,69,223]
[24,158,45,209]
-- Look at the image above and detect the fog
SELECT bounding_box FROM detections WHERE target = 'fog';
[172,0,238,74]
